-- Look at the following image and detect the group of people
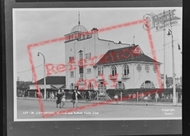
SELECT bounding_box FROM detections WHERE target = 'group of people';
[50,88,79,108]
[55,89,66,108]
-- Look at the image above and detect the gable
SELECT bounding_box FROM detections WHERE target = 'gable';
[94,45,160,66]
[132,46,143,55]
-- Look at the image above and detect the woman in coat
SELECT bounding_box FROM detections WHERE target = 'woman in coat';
[56,89,62,108]
[72,89,78,108]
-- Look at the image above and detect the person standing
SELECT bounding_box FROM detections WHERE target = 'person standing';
[85,90,90,102]
[61,89,66,108]
[56,89,62,108]
[50,92,54,102]
[89,91,92,101]
[114,93,119,104]
[144,94,149,106]
[155,92,159,102]
[72,89,78,108]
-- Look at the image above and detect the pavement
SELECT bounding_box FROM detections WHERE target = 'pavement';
[17,97,182,107]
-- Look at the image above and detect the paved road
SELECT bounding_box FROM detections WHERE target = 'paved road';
[16,97,182,120]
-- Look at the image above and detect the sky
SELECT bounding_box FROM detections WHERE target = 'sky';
[13,7,182,81]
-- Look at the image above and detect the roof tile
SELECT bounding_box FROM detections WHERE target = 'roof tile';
[95,45,160,66]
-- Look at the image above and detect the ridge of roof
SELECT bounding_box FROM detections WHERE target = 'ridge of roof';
[98,38,131,45]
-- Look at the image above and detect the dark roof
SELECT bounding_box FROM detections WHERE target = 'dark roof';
[95,45,161,66]
[33,76,66,85]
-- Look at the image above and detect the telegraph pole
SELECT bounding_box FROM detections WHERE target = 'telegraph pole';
[168,10,176,105]
[163,10,166,89]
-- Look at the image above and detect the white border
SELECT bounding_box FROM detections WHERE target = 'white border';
[13,7,182,122]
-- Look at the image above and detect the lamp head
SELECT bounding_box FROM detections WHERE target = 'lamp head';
[37,52,40,56]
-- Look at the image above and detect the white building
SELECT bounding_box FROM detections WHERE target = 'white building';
[64,21,162,93]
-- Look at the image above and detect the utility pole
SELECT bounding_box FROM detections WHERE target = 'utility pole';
[168,10,176,105]
[163,10,166,89]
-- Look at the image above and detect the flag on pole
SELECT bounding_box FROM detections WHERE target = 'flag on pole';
[178,43,181,50]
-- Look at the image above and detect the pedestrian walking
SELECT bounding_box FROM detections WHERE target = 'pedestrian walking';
[144,94,149,106]
[71,89,78,108]
[89,91,92,101]
[61,89,66,107]
[56,89,62,108]
[155,92,159,102]
[114,93,119,104]
[85,90,90,102]
[50,92,55,102]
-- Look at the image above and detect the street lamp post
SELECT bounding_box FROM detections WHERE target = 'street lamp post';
[78,50,83,90]
[167,29,176,105]
[37,52,46,100]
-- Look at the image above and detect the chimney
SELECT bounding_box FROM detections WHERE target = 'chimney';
[91,28,98,39]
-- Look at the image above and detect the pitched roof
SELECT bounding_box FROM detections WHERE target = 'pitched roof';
[95,45,160,66]
[33,76,66,85]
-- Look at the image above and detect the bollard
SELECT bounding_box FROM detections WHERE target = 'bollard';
[137,92,138,102]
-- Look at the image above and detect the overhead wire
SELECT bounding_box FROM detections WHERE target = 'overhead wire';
[17,64,43,73]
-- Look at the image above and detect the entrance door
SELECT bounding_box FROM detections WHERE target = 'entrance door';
[98,82,106,95]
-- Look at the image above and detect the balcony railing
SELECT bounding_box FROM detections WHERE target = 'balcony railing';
[109,75,118,80]
[96,75,105,81]
[122,74,130,79]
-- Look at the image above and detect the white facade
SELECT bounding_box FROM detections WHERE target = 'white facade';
[64,24,161,91]
[95,62,161,90]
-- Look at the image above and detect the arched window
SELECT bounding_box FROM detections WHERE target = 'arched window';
[88,82,94,90]
[123,65,129,75]
[111,65,117,76]
[98,67,101,75]
[140,80,155,88]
